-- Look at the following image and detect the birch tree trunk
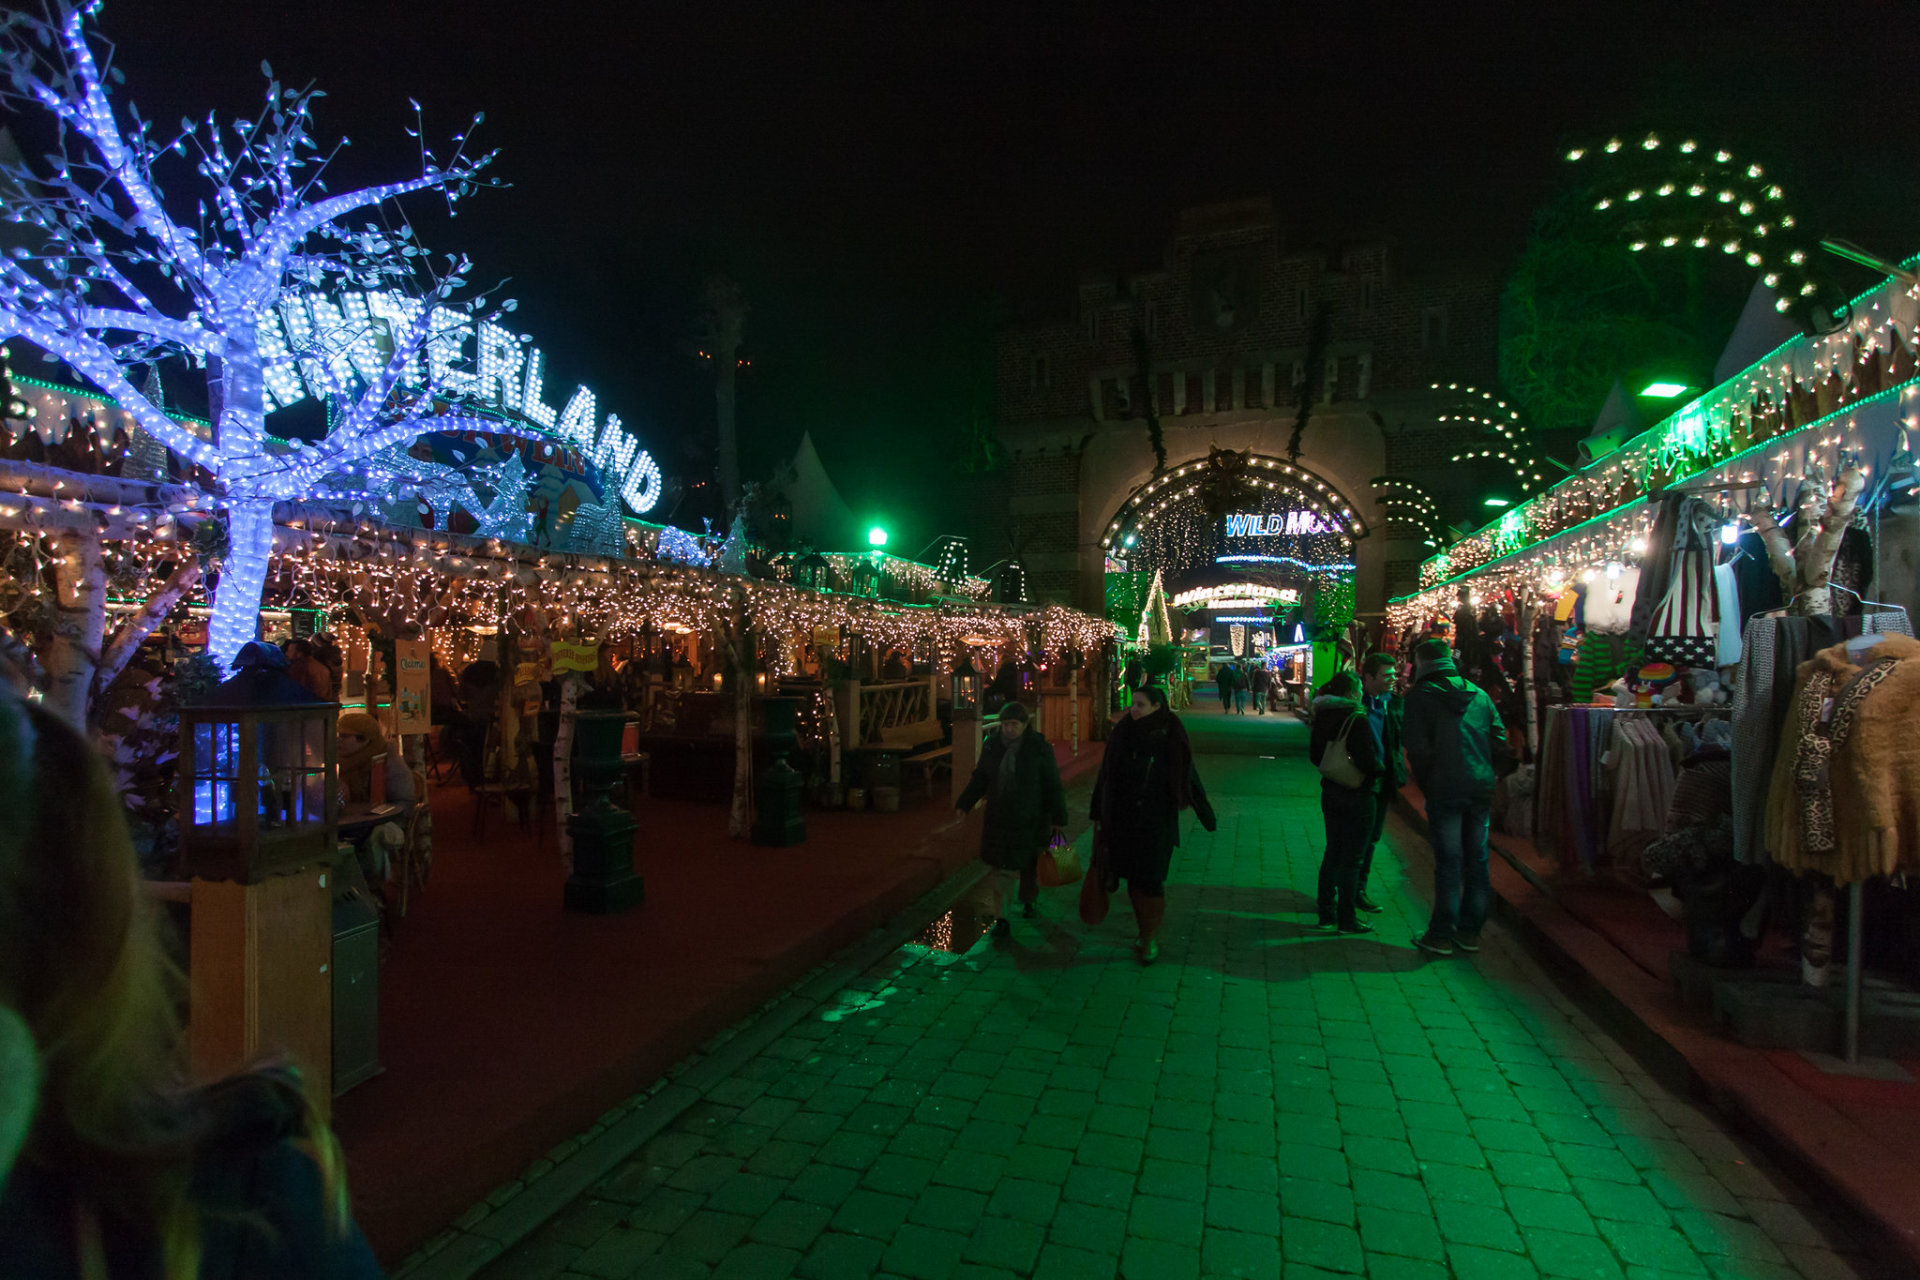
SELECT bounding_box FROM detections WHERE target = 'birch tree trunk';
[553,673,577,870]
[90,558,200,722]
[45,530,105,729]
[728,589,753,839]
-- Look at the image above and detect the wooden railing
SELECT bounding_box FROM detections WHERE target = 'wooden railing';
[836,677,941,751]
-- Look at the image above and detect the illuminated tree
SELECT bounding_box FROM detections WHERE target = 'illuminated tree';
[1433,382,1560,496]
[1370,476,1445,550]
[1565,132,1840,324]
[0,2,499,672]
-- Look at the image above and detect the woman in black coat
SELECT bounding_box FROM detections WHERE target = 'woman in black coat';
[957,701,1067,936]
[1308,670,1388,934]
[1090,685,1216,963]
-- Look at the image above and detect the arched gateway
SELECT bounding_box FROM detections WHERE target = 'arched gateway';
[981,199,1504,637]
[1098,446,1369,679]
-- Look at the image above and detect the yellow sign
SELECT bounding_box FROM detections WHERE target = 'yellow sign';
[552,641,601,673]
[393,640,431,734]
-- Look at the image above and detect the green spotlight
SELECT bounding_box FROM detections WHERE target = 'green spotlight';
[1640,381,1690,398]
[867,526,889,548]
[1483,497,1512,508]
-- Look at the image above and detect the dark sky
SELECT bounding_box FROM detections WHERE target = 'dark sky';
[91,1,1920,550]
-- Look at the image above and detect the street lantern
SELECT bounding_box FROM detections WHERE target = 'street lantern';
[794,548,830,591]
[952,653,980,719]
[176,643,337,884]
[850,556,881,598]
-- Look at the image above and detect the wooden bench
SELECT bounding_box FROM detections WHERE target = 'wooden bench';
[901,744,953,797]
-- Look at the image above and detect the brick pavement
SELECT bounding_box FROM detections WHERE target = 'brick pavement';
[468,704,1893,1280]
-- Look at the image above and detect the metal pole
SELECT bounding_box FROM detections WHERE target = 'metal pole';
[1845,879,1865,1065]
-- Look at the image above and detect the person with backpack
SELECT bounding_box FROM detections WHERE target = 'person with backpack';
[1402,636,1505,956]
[1307,670,1388,934]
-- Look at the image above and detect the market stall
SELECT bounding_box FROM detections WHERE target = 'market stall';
[1387,263,1920,1064]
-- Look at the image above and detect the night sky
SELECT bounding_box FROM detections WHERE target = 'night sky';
[86,2,1920,551]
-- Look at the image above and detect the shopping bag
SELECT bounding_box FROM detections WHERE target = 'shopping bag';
[1078,827,1111,924]
[1037,831,1084,888]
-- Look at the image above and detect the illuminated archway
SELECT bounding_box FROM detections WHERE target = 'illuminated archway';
[1102,452,1366,582]
[1103,451,1365,668]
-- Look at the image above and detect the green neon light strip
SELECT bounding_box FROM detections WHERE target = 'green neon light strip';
[1390,373,1920,605]
[1421,255,1920,577]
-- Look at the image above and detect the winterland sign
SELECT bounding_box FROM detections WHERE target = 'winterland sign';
[258,290,663,515]
[1223,511,1331,537]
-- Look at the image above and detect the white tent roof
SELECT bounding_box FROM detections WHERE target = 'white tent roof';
[773,431,859,549]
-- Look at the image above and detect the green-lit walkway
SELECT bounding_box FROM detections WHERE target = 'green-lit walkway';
[476,702,1888,1280]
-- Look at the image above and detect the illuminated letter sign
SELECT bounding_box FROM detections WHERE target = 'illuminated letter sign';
[1224,511,1328,537]
[258,289,663,513]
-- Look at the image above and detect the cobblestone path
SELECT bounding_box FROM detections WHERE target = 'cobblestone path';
[477,705,1890,1280]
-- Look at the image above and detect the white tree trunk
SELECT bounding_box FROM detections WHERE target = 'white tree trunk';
[45,530,104,729]
[91,557,200,719]
[208,498,275,668]
[729,593,753,839]
[553,673,577,870]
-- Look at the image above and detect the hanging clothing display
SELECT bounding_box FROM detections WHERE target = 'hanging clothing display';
[1534,705,1704,877]
[1570,632,1642,704]
[1766,633,1920,885]
[1731,609,1913,864]
[1582,567,1639,633]
[1713,563,1743,669]
[1637,499,1720,668]
[1605,715,1680,875]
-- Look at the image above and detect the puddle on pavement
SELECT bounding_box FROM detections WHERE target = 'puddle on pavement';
[908,907,995,955]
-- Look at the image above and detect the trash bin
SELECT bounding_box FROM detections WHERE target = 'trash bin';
[331,890,381,1096]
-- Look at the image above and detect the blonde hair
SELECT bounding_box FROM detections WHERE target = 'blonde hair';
[0,697,350,1277]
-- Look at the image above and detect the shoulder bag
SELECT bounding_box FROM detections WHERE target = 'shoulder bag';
[1316,714,1368,790]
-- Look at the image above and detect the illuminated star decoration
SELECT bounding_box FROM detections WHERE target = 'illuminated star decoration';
[0,2,505,666]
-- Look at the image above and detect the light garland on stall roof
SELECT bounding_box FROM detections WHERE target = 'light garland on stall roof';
[1386,381,1917,631]
[1421,268,1920,590]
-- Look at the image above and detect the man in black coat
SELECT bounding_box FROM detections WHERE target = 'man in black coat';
[1354,651,1407,914]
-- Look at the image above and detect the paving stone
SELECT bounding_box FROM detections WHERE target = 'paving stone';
[1280,1216,1365,1274]
[1356,1202,1447,1262]
[748,1199,833,1252]
[797,1231,886,1278]
[1200,1225,1283,1278]
[1138,1156,1209,1202]
[1522,1225,1627,1279]
[1432,1197,1524,1253]
[1048,1200,1127,1254]
[1446,1242,1543,1278]
[1119,1235,1201,1280]
[707,1172,787,1218]
[828,1189,913,1239]
[570,1227,665,1279]
[1129,1192,1205,1247]
[1595,1218,1707,1274]
[710,1242,801,1280]
[1061,1162,1134,1208]
[783,1163,859,1208]
[929,1149,1005,1194]
[1033,1241,1122,1280]
[659,1209,753,1264]
[1504,1186,1596,1236]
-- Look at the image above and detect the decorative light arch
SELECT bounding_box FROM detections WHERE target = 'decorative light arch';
[1101,453,1369,552]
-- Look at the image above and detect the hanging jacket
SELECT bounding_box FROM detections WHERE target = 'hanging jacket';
[1402,658,1501,805]
[1766,633,1920,884]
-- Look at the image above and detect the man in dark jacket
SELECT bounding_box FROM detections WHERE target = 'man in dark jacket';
[957,702,1067,935]
[1353,652,1406,914]
[1308,671,1387,933]
[1402,637,1502,956]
